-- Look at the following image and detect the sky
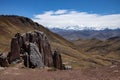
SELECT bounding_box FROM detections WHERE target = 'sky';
[0,0,120,29]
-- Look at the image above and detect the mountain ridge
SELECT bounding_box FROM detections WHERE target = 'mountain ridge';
[50,28,120,40]
[49,26,120,31]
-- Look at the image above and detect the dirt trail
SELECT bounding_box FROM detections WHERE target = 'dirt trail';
[0,64,120,80]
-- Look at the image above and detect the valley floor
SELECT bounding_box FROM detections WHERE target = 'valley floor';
[0,64,120,80]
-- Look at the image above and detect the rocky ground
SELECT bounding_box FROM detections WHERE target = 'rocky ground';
[0,63,120,80]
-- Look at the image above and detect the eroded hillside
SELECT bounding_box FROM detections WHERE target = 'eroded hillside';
[0,15,87,68]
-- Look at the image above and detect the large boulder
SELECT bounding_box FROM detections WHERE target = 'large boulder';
[53,51,63,70]
[8,37,21,64]
[22,42,44,68]
[28,43,44,68]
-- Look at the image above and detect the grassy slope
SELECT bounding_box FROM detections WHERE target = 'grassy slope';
[1,15,119,68]
[73,38,120,67]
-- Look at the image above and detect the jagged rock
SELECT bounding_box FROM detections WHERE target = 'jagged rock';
[0,53,9,67]
[6,30,63,69]
[22,30,53,67]
[14,32,25,49]
[22,42,44,68]
[35,31,53,67]
[27,43,44,68]
[22,32,33,42]
[8,37,21,64]
[53,51,63,70]
[39,32,53,67]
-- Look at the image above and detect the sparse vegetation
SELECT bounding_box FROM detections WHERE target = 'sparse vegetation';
[0,15,120,69]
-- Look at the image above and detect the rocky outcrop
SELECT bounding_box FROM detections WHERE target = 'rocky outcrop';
[6,30,63,69]
[22,31,53,67]
[0,53,9,67]
[53,51,63,70]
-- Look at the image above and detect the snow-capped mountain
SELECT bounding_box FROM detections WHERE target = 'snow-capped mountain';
[61,26,97,30]
[48,25,110,31]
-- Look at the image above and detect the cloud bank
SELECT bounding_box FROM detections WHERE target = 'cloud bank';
[33,10,120,30]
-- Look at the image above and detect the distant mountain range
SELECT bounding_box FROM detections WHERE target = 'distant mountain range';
[49,26,97,30]
[50,28,120,40]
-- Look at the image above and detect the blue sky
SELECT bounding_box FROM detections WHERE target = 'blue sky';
[0,0,120,29]
[0,0,120,18]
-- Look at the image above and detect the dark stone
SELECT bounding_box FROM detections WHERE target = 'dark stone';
[15,32,25,53]
[22,52,29,67]
[0,53,9,67]
[53,51,63,70]
[22,32,33,42]
[38,32,53,67]
[8,37,21,64]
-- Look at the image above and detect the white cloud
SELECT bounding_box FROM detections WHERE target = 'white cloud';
[54,10,67,14]
[32,9,120,30]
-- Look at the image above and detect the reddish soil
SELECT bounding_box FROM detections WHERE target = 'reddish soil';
[0,64,120,80]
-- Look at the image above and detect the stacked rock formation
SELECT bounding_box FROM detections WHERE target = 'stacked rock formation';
[6,30,63,69]
[21,31,53,67]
